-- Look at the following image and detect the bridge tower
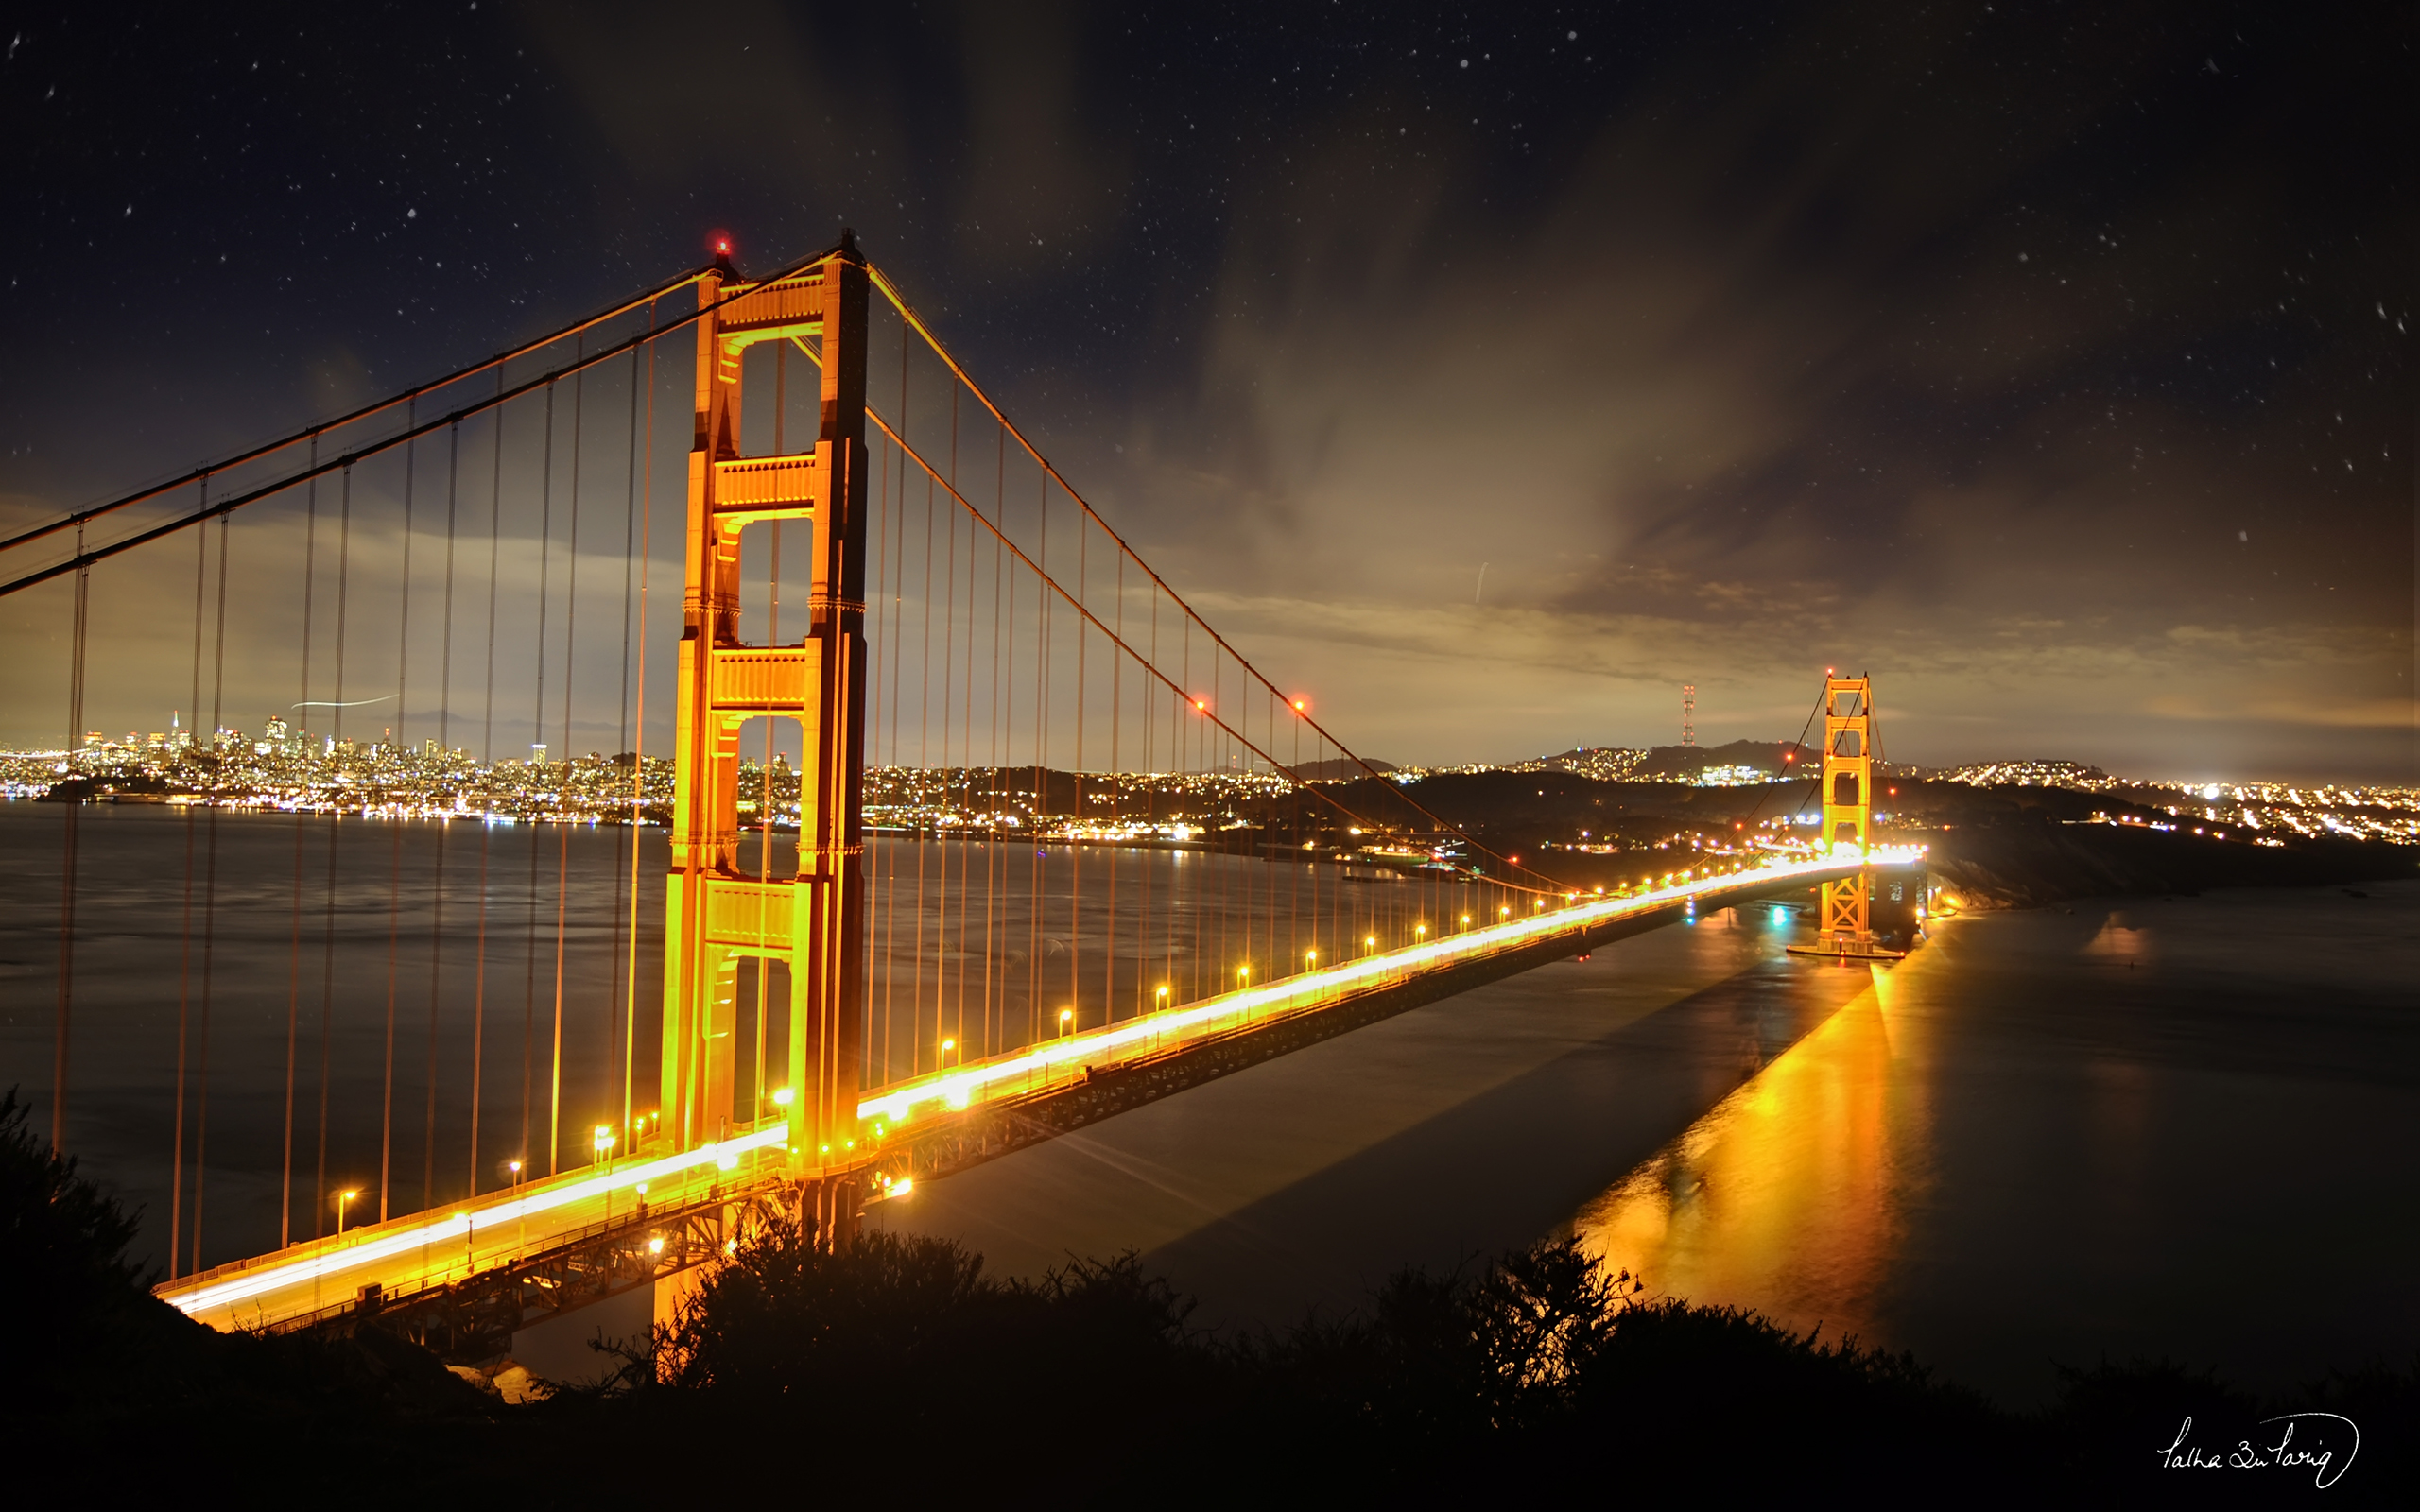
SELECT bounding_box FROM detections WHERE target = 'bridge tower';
[1807,673,1884,956]
[661,232,870,1237]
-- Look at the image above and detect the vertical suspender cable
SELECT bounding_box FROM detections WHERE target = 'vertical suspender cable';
[624,319,656,1147]
[193,511,232,1272]
[884,325,907,1078]
[958,402,977,1051]
[1149,582,1161,1014]
[283,451,319,1248]
[471,377,503,1195]
[875,404,895,1083]
[880,413,900,1078]
[1179,616,1190,1004]
[624,324,653,1137]
[549,350,585,1178]
[913,421,932,1074]
[986,424,1004,1058]
[937,388,957,1056]
[1031,468,1046,1041]
[934,389,953,1069]
[1111,549,1122,1021]
[53,516,88,1156]
[525,378,555,1178]
[170,516,204,1275]
[996,447,1016,1051]
[1071,506,1084,1029]
[317,463,353,1242]
[426,421,459,1211]
[381,410,417,1224]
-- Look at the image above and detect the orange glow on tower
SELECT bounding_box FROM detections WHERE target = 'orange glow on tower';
[1811,674,1878,954]
[661,230,871,1240]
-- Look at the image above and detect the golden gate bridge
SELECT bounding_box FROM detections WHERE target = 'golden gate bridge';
[1,233,1916,1357]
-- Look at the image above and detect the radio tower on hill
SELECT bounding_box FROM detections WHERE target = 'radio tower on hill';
[1681,684,1696,747]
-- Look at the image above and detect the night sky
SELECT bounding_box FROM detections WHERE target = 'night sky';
[2,2,2410,779]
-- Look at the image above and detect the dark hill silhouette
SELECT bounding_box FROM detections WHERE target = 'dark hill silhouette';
[1634,739,1796,780]
[1289,756,1395,780]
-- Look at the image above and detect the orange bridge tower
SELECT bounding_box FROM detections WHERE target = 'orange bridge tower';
[1789,673,1903,960]
[661,232,870,1236]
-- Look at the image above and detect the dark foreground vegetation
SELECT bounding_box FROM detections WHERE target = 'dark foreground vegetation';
[5,1091,2411,1505]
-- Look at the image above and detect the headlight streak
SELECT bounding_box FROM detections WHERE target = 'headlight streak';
[857,848,1922,1129]
[160,1124,791,1318]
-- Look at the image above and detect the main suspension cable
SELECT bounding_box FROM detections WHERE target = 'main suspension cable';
[0,246,855,598]
[0,266,715,561]
[862,263,1562,894]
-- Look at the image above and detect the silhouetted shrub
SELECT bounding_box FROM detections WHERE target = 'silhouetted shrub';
[0,1088,149,1356]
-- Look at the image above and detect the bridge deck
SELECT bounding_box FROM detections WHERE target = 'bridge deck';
[156,846,1917,1332]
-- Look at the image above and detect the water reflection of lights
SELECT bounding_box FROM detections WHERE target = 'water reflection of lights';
[1568,954,1932,1344]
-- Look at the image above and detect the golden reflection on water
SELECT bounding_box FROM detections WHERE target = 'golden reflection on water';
[1567,951,1941,1344]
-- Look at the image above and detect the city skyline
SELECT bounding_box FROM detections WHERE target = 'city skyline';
[16,702,2414,850]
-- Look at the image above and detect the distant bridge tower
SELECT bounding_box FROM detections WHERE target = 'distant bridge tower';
[662,232,870,1238]
[1800,673,1889,957]
[1681,684,1696,747]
